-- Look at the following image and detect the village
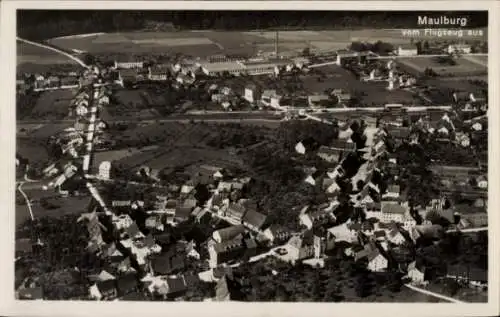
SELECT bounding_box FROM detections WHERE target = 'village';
[15,16,488,302]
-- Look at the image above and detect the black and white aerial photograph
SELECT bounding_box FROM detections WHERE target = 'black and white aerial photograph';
[5,1,496,310]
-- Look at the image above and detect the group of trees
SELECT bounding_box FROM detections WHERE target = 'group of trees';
[231,252,404,301]
[349,41,394,55]
[16,215,94,299]
[18,11,488,40]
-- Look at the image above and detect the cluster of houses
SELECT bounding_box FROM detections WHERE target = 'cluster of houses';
[77,190,208,301]
[394,43,474,57]
[76,162,284,300]
[16,65,113,93]
[16,71,81,92]
[275,111,488,288]
[41,84,110,194]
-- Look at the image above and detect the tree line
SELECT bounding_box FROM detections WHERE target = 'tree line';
[17,10,488,40]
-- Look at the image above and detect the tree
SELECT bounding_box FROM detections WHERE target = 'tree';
[355,273,374,298]
[350,41,367,52]
[82,54,96,66]
[301,47,311,57]
[423,40,430,51]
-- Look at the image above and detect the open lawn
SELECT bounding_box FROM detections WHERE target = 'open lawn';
[399,56,487,77]
[16,193,89,227]
[462,55,488,68]
[423,78,485,93]
[24,123,72,140]
[17,41,83,74]
[29,89,76,119]
[16,138,50,163]
[116,145,244,173]
[92,146,159,169]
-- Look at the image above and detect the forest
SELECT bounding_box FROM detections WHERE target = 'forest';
[17,10,488,40]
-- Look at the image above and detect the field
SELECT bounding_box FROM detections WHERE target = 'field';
[16,193,89,227]
[107,122,264,175]
[29,89,76,119]
[92,146,159,168]
[462,55,488,68]
[306,65,416,105]
[18,123,71,141]
[47,28,487,58]
[399,56,487,77]
[16,138,50,163]
[17,41,82,74]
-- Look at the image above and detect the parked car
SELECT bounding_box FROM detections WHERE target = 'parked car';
[275,248,288,256]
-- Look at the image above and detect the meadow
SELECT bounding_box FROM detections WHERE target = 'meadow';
[398,56,487,77]
[46,28,488,58]
[17,41,82,73]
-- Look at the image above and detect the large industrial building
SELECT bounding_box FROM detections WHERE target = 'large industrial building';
[199,58,296,77]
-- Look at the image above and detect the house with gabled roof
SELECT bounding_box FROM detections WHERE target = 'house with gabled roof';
[317,146,343,163]
[262,225,292,245]
[213,225,245,243]
[287,233,315,262]
[242,209,267,232]
[121,222,145,240]
[225,202,246,223]
[150,252,186,276]
[327,222,358,244]
[387,228,406,245]
[406,261,429,285]
[357,243,389,272]
[208,236,245,268]
[89,279,117,300]
[100,242,125,263]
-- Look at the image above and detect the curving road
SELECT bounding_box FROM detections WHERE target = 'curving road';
[446,227,488,233]
[16,182,35,221]
[17,37,90,69]
[404,284,465,303]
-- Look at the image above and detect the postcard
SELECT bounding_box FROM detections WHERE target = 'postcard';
[0,1,498,317]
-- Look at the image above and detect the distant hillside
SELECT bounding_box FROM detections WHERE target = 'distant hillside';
[17,10,488,41]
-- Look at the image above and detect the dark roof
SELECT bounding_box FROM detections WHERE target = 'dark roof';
[214,225,245,242]
[125,223,142,238]
[184,273,200,288]
[154,232,171,245]
[387,184,400,194]
[117,273,138,294]
[151,253,186,275]
[144,234,156,248]
[213,266,234,279]
[386,126,411,139]
[96,279,116,293]
[244,238,257,249]
[175,206,193,220]
[242,209,267,229]
[213,236,244,254]
[167,277,187,294]
[382,203,407,214]
[330,139,356,151]
[227,203,246,219]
